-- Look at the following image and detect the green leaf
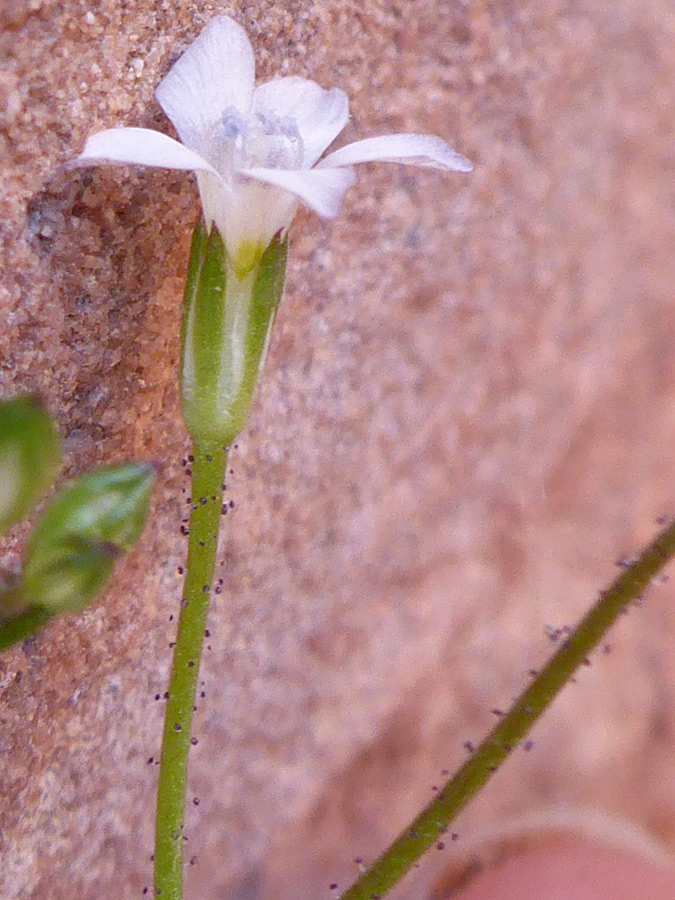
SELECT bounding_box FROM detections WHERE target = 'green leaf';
[0,606,54,652]
[0,396,61,533]
[22,462,156,612]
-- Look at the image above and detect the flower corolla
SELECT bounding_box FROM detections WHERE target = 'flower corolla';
[75,15,472,278]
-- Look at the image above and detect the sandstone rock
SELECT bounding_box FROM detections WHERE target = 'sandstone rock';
[1,1,675,898]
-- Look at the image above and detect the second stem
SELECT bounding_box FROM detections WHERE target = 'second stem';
[154,443,227,900]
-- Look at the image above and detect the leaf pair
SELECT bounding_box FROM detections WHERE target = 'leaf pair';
[0,396,155,649]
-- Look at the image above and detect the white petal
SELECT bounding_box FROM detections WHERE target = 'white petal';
[72,127,223,179]
[317,133,473,172]
[155,16,255,152]
[253,77,349,167]
[197,172,298,265]
[240,166,356,218]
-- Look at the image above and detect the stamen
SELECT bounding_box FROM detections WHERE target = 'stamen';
[208,107,304,175]
[221,106,247,142]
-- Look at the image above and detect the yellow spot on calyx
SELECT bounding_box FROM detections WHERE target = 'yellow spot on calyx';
[231,239,265,280]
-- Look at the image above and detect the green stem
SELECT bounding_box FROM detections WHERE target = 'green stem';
[340,517,675,900]
[154,442,227,900]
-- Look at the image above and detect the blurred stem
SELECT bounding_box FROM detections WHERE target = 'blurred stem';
[339,517,675,900]
[154,443,227,900]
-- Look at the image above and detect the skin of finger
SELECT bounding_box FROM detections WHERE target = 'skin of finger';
[453,837,675,900]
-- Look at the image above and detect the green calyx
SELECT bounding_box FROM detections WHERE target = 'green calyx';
[180,222,288,449]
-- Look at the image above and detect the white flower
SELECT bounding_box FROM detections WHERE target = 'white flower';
[74,15,472,277]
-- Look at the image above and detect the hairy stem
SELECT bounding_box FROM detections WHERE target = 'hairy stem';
[339,517,675,900]
[154,443,227,900]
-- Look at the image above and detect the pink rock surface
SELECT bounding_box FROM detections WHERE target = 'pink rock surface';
[451,837,675,900]
[1,1,675,899]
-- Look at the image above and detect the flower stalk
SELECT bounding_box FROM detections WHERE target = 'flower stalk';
[154,443,227,900]
[338,517,675,900]
[72,15,473,900]
[155,219,286,899]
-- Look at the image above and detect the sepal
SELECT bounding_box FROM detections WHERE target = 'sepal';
[180,221,288,448]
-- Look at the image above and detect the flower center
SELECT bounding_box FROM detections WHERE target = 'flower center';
[209,107,304,175]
